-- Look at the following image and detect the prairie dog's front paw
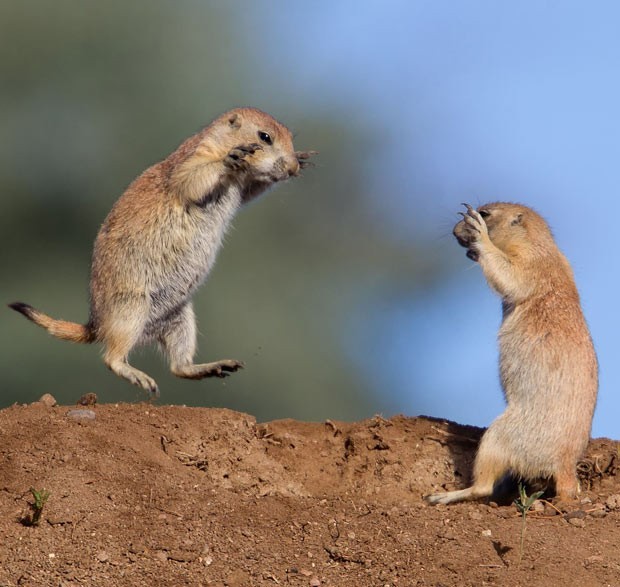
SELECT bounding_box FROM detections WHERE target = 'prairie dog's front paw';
[456,203,490,261]
[461,203,489,237]
[224,143,262,172]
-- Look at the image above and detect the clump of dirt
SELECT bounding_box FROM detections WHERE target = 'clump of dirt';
[0,401,618,586]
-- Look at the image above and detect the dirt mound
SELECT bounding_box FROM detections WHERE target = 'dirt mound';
[0,402,618,586]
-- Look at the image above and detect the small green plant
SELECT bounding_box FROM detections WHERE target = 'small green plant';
[514,483,543,566]
[22,487,51,527]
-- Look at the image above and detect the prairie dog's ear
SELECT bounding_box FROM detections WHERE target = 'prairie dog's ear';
[511,212,523,226]
[228,113,241,129]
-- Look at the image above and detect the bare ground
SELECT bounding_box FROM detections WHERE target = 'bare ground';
[0,401,618,587]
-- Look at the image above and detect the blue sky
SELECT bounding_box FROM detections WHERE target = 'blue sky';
[249,1,619,437]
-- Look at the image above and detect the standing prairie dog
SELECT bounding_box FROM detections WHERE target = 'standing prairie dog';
[10,108,315,397]
[426,202,598,504]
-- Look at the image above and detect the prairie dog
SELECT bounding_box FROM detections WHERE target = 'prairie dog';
[10,108,315,397]
[427,202,598,504]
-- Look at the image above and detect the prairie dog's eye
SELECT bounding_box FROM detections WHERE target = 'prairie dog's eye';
[258,131,273,145]
[479,209,490,218]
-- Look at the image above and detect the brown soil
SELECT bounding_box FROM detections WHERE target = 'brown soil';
[0,401,618,587]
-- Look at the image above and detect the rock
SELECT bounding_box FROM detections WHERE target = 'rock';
[96,551,110,563]
[168,550,198,563]
[66,409,96,421]
[584,555,604,569]
[589,505,607,519]
[77,392,98,406]
[568,517,586,528]
[47,514,74,526]
[38,393,57,407]
[543,503,560,516]
[564,509,586,520]
[437,529,457,541]
[605,494,620,510]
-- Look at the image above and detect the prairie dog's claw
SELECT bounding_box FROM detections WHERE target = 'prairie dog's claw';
[461,203,487,235]
[224,144,262,171]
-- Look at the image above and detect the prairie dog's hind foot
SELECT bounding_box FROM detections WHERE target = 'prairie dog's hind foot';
[105,358,160,398]
[425,487,479,505]
[172,359,244,380]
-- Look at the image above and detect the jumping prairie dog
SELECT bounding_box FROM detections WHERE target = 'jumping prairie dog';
[426,202,598,504]
[10,108,315,396]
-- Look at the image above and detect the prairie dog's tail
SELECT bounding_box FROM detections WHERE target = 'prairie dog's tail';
[8,302,94,344]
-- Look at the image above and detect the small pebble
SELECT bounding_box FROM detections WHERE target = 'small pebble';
[168,550,198,563]
[481,529,492,537]
[543,503,559,516]
[584,555,604,568]
[568,517,586,528]
[605,494,620,510]
[38,394,57,407]
[437,529,457,541]
[310,578,320,587]
[77,392,98,406]
[589,506,607,519]
[97,551,110,563]
[66,409,96,421]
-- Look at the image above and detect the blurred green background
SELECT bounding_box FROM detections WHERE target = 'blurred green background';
[1,1,447,421]
[2,2,616,436]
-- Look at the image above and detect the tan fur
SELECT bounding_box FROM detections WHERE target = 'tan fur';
[426,202,598,504]
[9,108,315,396]
[9,302,93,343]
